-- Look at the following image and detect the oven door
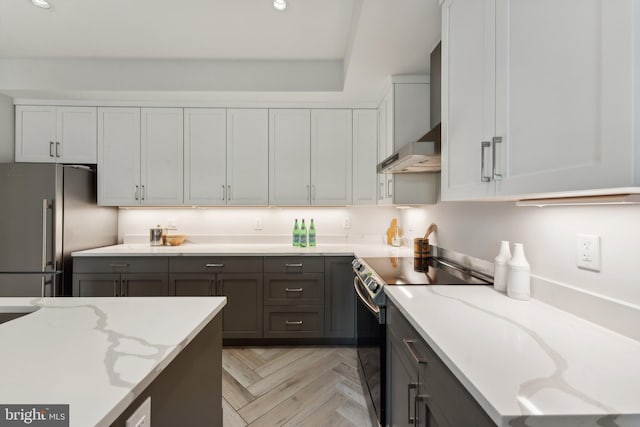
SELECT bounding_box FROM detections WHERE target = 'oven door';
[354,275,385,426]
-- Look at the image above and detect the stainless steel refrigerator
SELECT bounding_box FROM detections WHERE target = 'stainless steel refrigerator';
[0,163,118,297]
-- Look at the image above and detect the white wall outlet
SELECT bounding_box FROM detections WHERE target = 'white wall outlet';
[167,218,177,228]
[577,234,601,272]
[343,216,351,229]
[254,217,263,230]
[126,397,151,427]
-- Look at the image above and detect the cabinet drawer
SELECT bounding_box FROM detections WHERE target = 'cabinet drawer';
[263,256,324,273]
[169,257,262,273]
[264,273,324,306]
[263,307,324,338]
[74,257,168,274]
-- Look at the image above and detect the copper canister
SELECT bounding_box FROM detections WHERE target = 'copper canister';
[413,238,430,258]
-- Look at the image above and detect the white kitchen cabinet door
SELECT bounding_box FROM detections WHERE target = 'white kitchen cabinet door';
[141,108,184,206]
[226,109,269,206]
[352,109,378,205]
[98,108,141,206]
[269,109,311,206]
[15,106,57,163]
[184,108,227,206]
[311,109,353,205]
[495,0,636,196]
[57,107,97,163]
[441,0,496,201]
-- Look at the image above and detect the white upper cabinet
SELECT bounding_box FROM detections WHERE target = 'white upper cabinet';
[442,0,638,200]
[16,106,97,164]
[311,109,353,205]
[184,108,227,206]
[227,109,269,206]
[269,109,311,206]
[377,94,393,205]
[98,108,141,206]
[141,108,183,206]
[352,109,378,205]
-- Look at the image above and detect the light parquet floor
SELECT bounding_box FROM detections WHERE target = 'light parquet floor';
[222,347,375,427]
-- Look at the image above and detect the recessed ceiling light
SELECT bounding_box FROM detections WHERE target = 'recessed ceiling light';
[31,0,51,9]
[273,0,287,11]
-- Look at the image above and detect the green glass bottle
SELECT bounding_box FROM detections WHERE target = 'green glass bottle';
[293,219,300,247]
[300,219,307,247]
[309,218,316,247]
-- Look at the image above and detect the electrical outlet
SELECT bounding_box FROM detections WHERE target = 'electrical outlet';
[577,234,601,272]
[126,397,150,427]
[254,217,263,230]
[343,216,351,229]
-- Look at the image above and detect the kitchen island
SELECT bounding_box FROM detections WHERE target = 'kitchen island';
[385,285,640,427]
[0,296,226,427]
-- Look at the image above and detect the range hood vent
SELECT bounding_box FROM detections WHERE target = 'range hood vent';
[377,127,441,174]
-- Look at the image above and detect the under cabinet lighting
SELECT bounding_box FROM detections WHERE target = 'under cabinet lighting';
[273,0,287,11]
[31,0,51,9]
[516,194,640,207]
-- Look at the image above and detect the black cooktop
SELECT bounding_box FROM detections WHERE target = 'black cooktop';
[362,257,491,286]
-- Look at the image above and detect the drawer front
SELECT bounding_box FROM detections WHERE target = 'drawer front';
[264,307,324,338]
[263,256,324,273]
[169,257,263,273]
[264,273,324,306]
[74,257,168,274]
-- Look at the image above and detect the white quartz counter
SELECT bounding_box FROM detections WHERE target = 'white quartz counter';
[0,297,226,427]
[385,286,640,427]
[72,242,413,258]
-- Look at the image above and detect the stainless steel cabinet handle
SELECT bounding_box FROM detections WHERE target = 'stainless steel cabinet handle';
[205,263,224,268]
[492,136,503,181]
[285,288,303,292]
[49,141,54,157]
[141,185,146,200]
[109,263,129,269]
[284,263,303,268]
[387,178,393,197]
[408,383,418,424]
[41,199,48,271]
[221,185,225,201]
[135,185,139,201]
[285,320,303,325]
[403,339,428,364]
[480,141,491,182]
[55,142,61,158]
[41,278,45,298]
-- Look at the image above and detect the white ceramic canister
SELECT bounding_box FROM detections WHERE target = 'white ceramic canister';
[507,243,530,300]
[493,240,511,292]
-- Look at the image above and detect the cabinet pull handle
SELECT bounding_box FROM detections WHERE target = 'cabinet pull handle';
[113,280,119,297]
[285,288,303,292]
[141,185,146,200]
[387,178,393,197]
[227,185,231,201]
[492,136,503,181]
[221,185,225,201]
[205,263,224,268]
[109,263,129,268]
[49,141,55,157]
[480,141,491,182]
[408,383,418,424]
[403,339,428,365]
[55,142,61,158]
[135,185,139,200]
[285,320,303,325]
[285,263,303,268]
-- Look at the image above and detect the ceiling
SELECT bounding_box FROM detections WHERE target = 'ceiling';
[0,0,442,105]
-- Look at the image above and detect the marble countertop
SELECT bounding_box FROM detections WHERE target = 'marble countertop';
[72,242,413,258]
[0,297,226,427]
[384,286,640,427]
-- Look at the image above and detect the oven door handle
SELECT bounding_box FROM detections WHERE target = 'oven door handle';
[353,276,380,316]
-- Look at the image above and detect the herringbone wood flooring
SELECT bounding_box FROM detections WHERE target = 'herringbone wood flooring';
[222,347,375,427]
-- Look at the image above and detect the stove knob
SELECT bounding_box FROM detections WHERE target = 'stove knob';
[367,279,380,292]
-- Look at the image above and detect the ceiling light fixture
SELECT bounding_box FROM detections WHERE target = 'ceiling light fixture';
[273,0,287,11]
[31,0,51,9]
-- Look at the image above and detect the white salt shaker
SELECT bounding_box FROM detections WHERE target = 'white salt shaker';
[507,243,530,300]
[493,240,511,292]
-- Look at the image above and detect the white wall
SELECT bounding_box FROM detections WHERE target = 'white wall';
[118,206,401,244]
[0,93,14,162]
[401,202,640,307]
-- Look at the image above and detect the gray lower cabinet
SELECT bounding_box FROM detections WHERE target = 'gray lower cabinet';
[324,256,355,338]
[169,257,264,339]
[387,302,495,427]
[73,257,169,297]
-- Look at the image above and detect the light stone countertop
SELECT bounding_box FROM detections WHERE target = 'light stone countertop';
[0,297,226,427]
[72,242,413,258]
[384,286,640,427]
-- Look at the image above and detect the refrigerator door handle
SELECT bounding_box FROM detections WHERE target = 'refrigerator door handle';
[41,199,48,271]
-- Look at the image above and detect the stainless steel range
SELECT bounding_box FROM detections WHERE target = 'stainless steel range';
[352,256,492,426]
